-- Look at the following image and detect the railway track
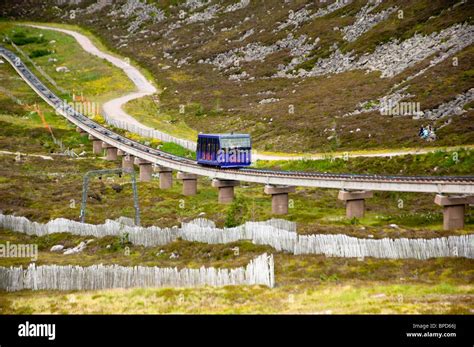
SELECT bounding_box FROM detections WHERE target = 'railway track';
[1,45,473,194]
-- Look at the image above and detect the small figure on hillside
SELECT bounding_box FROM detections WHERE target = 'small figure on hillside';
[418,124,437,141]
[427,126,437,141]
[422,127,429,139]
[418,125,424,137]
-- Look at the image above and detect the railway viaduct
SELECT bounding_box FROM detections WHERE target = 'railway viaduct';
[2,46,474,231]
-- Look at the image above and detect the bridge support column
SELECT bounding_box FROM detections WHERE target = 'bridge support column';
[136,159,153,182]
[156,166,173,189]
[102,142,118,161]
[177,172,198,196]
[338,190,373,219]
[89,135,103,155]
[122,154,135,173]
[264,185,295,215]
[212,179,239,204]
[76,126,88,137]
[434,195,474,230]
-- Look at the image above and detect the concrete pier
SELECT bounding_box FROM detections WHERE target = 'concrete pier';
[177,172,198,196]
[136,158,153,182]
[264,185,296,215]
[212,179,239,204]
[76,126,88,136]
[338,190,373,219]
[89,135,103,155]
[434,194,474,230]
[102,142,117,161]
[122,154,135,173]
[156,165,173,189]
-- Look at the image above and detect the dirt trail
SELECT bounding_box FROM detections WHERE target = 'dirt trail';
[24,24,156,128]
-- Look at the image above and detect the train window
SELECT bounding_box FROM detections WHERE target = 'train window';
[220,137,250,148]
[210,139,215,161]
[201,138,206,160]
[200,137,206,160]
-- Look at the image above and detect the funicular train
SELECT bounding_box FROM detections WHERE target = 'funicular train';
[196,133,252,168]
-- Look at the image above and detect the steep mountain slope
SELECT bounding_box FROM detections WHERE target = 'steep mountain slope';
[1,0,473,152]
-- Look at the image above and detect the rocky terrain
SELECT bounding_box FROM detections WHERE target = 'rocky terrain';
[0,0,473,152]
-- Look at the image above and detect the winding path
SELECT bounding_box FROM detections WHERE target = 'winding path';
[25,24,156,126]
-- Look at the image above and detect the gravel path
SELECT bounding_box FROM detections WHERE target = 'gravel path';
[24,24,156,129]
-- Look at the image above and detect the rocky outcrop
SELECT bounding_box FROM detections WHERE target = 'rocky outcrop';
[275,0,352,32]
[205,33,317,79]
[115,0,165,34]
[343,87,473,120]
[343,86,415,117]
[184,0,211,11]
[224,0,250,13]
[359,23,474,78]
[275,23,474,79]
[422,88,473,120]
[275,5,313,32]
[342,0,397,42]
[186,4,220,24]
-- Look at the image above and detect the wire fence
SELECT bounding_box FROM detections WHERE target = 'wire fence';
[0,253,274,291]
[0,213,471,260]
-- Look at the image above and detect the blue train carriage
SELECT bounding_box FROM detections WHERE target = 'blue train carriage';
[197,133,252,168]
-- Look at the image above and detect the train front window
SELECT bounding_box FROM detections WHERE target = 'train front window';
[220,137,250,149]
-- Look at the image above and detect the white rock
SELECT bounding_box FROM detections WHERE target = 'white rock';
[55,66,69,73]
[63,241,86,255]
[50,245,64,252]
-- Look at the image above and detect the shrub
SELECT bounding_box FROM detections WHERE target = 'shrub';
[29,49,51,58]
[225,197,247,228]
[11,32,46,46]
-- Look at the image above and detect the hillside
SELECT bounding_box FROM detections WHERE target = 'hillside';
[1,0,473,153]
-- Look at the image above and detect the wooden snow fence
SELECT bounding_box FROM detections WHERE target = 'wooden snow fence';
[0,254,274,291]
[0,214,472,260]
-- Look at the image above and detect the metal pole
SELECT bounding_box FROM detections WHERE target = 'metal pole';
[80,174,90,223]
[131,170,140,226]
[79,168,140,225]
